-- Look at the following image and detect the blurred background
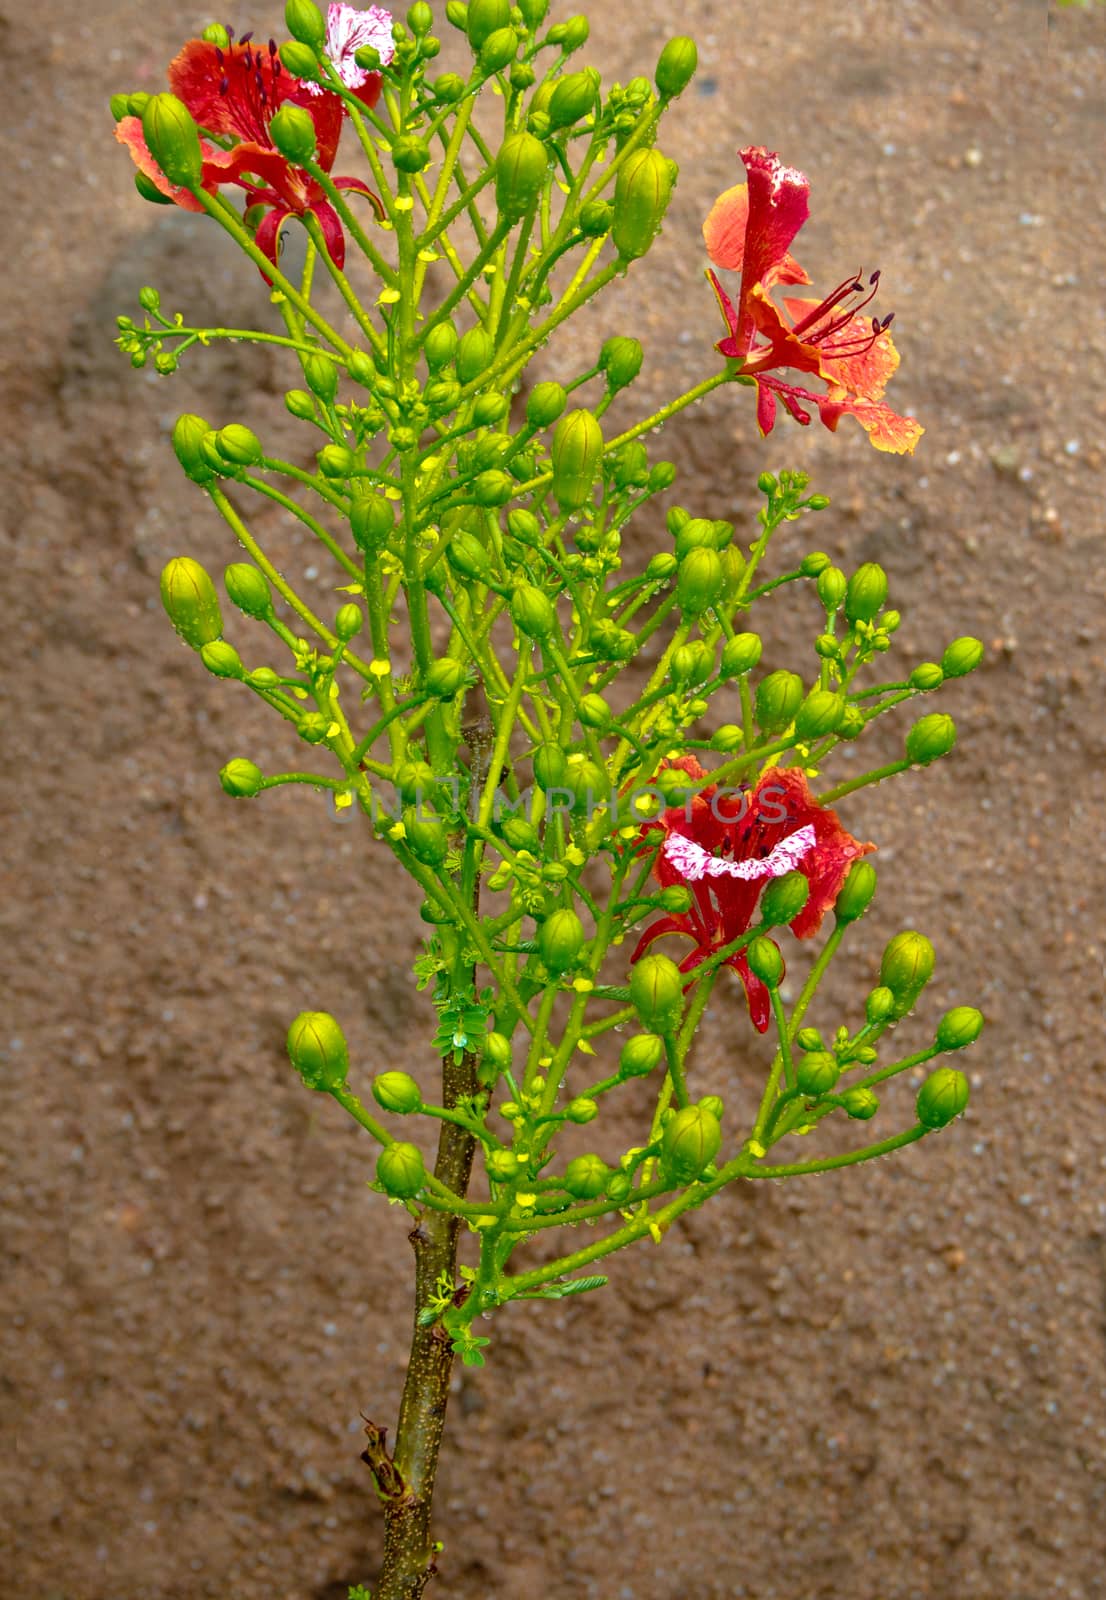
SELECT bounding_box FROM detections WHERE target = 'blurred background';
[3,2,1104,1596]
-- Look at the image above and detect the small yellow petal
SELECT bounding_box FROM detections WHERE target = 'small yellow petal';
[572,977,595,994]
[394,195,415,213]
[747,1139,766,1159]
[377,287,401,306]
[326,721,342,738]
[370,658,391,677]
[335,791,353,810]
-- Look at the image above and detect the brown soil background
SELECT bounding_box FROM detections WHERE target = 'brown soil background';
[4,2,1105,1597]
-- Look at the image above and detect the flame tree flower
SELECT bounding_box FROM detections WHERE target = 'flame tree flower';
[704,146,924,454]
[632,761,874,1030]
[114,24,385,268]
[303,3,396,102]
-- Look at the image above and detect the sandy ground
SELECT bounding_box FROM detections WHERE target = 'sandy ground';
[3,1,1106,1596]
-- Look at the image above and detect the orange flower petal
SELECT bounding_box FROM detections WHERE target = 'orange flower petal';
[783,298,900,402]
[114,117,205,212]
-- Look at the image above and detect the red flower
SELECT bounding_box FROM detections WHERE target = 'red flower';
[115,31,382,269]
[631,760,874,1031]
[704,147,924,455]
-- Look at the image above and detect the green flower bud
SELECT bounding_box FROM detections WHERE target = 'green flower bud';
[656,887,692,916]
[280,40,321,81]
[566,1097,598,1124]
[471,468,513,507]
[845,562,889,624]
[408,1,434,34]
[796,1051,840,1097]
[269,102,317,164]
[629,952,684,1032]
[573,201,610,241]
[318,444,357,479]
[836,707,866,740]
[511,583,556,640]
[373,1071,422,1114]
[424,321,459,372]
[794,1027,823,1052]
[906,713,957,766]
[649,461,678,492]
[800,550,831,577]
[432,70,467,101]
[425,657,466,700]
[674,517,716,558]
[647,551,678,581]
[579,693,612,733]
[661,1104,722,1184]
[298,712,330,745]
[142,94,203,188]
[677,546,724,616]
[172,413,216,484]
[941,636,984,678]
[335,603,363,641]
[879,930,935,1017]
[759,871,810,928]
[793,689,846,741]
[842,1086,879,1121]
[721,632,763,677]
[882,610,901,633]
[483,1031,512,1068]
[540,908,586,973]
[612,440,650,489]
[473,394,510,430]
[456,326,494,385]
[224,563,272,618]
[834,860,877,924]
[669,641,712,688]
[403,807,450,867]
[287,1010,349,1092]
[498,1099,522,1121]
[350,494,395,553]
[518,0,549,27]
[563,1153,608,1200]
[134,171,174,205]
[303,351,338,403]
[467,0,510,49]
[699,1095,725,1122]
[935,1006,984,1052]
[200,640,245,679]
[533,743,568,790]
[916,1067,969,1129]
[910,662,944,692]
[446,528,492,580]
[605,1170,632,1203]
[712,725,744,753]
[817,565,847,610]
[384,131,427,174]
[655,35,697,97]
[550,408,604,512]
[551,13,589,50]
[866,985,896,1024]
[219,758,264,797]
[755,670,803,733]
[486,1149,519,1182]
[215,423,263,467]
[160,557,223,648]
[480,24,518,70]
[285,388,316,420]
[746,936,784,988]
[396,761,438,805]
[377,1141,426,1198]
[757,471,777,495]
[612,146,675,260]
[619,1033,664,1079]
[285,0,327,47]
[110,92,131,122]
[546,69,597,130]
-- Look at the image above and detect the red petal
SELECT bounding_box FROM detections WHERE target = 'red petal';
[333,174,388,222]
[704,180,809,286]
[817,394,924,455]
[731,951,772,1033]
[168,39,345,171]
[309,198,347,268]
[707,267,741,347]
[783,297,900,403]
[755,379,778,436]
[733,147,810,353]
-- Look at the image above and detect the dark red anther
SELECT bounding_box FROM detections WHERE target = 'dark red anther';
[225,24,235,41]
[869,269,881,285]
[269,38,277,55]
[273,59,282,75]
[244,46,253,69]
[215,46,224,64]
[220,75,229,94]
[880,312,895,329]
[240,29,254,44]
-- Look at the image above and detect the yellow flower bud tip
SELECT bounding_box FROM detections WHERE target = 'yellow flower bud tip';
[370,658,392,676]
[746,1140,766,1159]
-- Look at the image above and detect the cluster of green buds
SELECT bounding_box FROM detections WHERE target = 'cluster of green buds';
[117,1,985,1357]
